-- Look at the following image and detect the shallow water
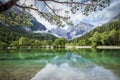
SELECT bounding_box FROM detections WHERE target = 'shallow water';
[0,49,120,80]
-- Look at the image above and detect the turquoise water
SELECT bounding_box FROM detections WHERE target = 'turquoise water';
[0,49,120,80]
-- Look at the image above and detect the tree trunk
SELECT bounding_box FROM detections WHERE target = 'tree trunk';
[0,0,19,12]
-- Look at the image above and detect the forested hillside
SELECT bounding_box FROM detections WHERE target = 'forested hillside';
[0,9,68,49]
[70,19,120,47]
[0,23,57,48]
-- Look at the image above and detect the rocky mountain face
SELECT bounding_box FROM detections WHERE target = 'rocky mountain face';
[23,18,93,40]
[49,22,93,40]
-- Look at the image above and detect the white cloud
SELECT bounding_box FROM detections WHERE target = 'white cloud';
[70,13,85,25]
[82,0,120,26]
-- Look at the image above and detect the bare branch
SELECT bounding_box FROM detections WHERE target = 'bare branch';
[0,0,110,26]
[44,2,64,18]
[38,0,91,5]
[15,3,45,15]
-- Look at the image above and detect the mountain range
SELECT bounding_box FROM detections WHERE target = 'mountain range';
[32,11,120,40]
[49,22,93,40]
[20,17,94,40]
[21,12,120,40]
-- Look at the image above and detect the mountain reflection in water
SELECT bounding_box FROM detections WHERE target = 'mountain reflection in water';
[31,53,119,80]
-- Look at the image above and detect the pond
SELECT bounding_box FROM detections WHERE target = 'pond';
[0,49,120,80]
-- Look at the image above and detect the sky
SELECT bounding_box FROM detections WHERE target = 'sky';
[19,0,120,30]
[82,0,120,26]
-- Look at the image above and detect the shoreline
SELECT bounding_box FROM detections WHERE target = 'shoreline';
[96,46,120,49]
[1,46,120,50]
[66,46,120,49]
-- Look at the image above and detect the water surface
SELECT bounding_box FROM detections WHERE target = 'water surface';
[0,49,120,80]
